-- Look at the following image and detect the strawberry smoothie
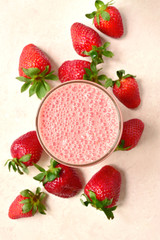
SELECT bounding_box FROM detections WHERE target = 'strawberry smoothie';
[36,80,122,166]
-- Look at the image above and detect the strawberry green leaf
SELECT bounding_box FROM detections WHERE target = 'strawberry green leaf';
[102,50,113,58]
[115,139,131,151]
[116,70,125,79]
[33,163,46,172]
[32,205,38,216]
[37,203,47,215]
[102,206,117,220]
[104,78,114,88]
[42,80,50,92]
[22,67,40,78]
[103,42,110,48]
[46,170,60,182]
[19,154,31,163]
[21,82,31,93]
[80,198,89,206]
[20,189,32,198]
[22,203,33,213]
[101,197,113,207]
[21,164,29,174]
[50,159,59,168]
[90,62,97,73]
[36,187,41,195]
[123,74,136,79]
[33,172,46,182]
[101,11,110,21]
[83,74,89,80]
[98,74,107,80]
[45,73,58,80]
[115,80,121,88]
[84,68,92,76]
[8,161,12,171]
[36,82,47,99]
[20,199,31,204]
[39,192,46,201]
[85,11,96,19]
[16,76,29,82]
[39,66,49,78]
[95,0,105,9]
[80,193,92,206]
[29,81,39,97]
[17,166,24,175]
[96,13,100,25]
[89,190,97,203]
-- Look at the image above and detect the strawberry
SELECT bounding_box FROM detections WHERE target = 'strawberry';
[8,187,46,219]
[58,60,91,82]
[5,131,43,174]
[86,0,123,38]
[71,22,113,64]
[104,70,141,108]
[58,60,110,85]
[116,119,144,151]
[33,159,82,198]
[81,165,121,220]
[16,44,58,99]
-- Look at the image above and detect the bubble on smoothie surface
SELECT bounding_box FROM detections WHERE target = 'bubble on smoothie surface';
[38,82,120,165]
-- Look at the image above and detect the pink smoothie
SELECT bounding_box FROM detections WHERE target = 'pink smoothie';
[36,81,122,166]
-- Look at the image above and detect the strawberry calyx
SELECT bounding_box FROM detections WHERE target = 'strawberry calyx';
[33,158,61,185]
[116,69,136,81]
[80,190,117,220]
[16,65,59,99]
[86,0,114,25]
[5,154,31,175]
[83,42,113,65]
[104,69,136,89]
[115,139,131,151]
[20,187,46,215]
[83,62,108,85]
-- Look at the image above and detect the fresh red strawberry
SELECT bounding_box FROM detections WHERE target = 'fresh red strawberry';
[33,159,82,198]
[8,187,46,219]
[18,44,51,77]
[71,23,113,64]
[105,70,141,108]
[86,1,123,38]
[5,131,43,174]
[81,165,121,219]
[16,44,58,99]
[116,119,144,151]
[58,60,110,85]
[58,60,91,82]
[71,22,102,57]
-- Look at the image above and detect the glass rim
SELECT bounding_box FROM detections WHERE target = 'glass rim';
[36,80,123,167]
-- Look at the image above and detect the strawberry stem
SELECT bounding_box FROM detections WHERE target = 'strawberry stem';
[80,190,117,220]
[33,158,61,185]
[86,1,114,25]
[115,139,131,151]
[83,42,113,65]
[20,187,47,215]
[16,65,59,99]
[5,154,31,174]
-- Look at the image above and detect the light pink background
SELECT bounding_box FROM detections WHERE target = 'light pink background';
[0,0,160,239]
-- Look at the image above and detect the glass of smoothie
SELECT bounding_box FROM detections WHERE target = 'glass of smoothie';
[36,80,123,167]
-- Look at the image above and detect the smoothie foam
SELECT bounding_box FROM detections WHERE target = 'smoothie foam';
[36,81,122,166]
